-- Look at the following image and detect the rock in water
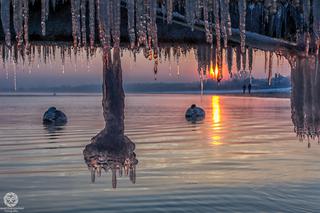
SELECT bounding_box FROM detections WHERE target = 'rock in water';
[43,107,67,125]
[185,104,205,122]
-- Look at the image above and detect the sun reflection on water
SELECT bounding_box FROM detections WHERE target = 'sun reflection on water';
[211,96,222,145]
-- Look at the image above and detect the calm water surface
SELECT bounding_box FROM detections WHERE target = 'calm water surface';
[0,94,320,212]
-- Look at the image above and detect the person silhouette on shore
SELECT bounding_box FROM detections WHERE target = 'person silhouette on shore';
[248,83,252,94]
[242,84,246,94]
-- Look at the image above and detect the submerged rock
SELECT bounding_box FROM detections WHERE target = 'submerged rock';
[185,104,205,122]
[43,107,67,125]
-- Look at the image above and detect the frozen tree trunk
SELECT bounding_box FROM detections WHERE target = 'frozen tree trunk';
[83,47,138,187]
[89,47,125,152]
[102,47,125,137]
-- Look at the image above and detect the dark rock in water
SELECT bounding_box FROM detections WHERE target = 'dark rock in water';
[185,104,205,122]
[43,107,67,125]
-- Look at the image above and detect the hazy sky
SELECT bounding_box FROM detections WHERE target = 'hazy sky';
[0,48,291,91]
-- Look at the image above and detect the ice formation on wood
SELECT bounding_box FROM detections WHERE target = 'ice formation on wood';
[0,0,319,87]
[0,0,319,57]
[238,0,246,54]
[291,55,320,146]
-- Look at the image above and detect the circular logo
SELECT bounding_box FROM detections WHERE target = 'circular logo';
[3,192,19,208]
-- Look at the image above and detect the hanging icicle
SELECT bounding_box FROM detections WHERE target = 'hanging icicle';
[264,51,268,73]
[203,0,212,43]
[89,0,96,48]
[81,0,87,46]
[23,0,30,49]
[71,0,81,47]
[220,0,228,48]
[1,0,11,47]
[242,49,246,71]
[213,0,221,48]
[185,0,196,31]
[313,0,320,56]
[227,47,233,77]
[248,48,253,73]
[238,0,247,53]
[41,0,50,36]
[268,52,273,85]
[13,0,24,46]
[236,46,241,72]
[127,0,136,48]
[111,0,121,48]
[97,0,111,49]
[166,0,173,24]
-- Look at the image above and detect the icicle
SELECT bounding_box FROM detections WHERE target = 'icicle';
[89,0,95,48]
[185,0,196,30]
[111,0,121,48]
[97,0,111,49]
[127,0,136,48]
[248,48,253,73]
[220,0,228,48]
[305,32,310,56]
[151,0,158,49]
[313,0,320,54]
[1,0,11,46]
[242,49,246,71]
[13,61,17,92]
[41,0,50,36]
[217,47,223,82]
[238,0,246,53]
[236,46,241,72]
[302,0,311,55]
[248,48,253,82]
[23,0,30,49]
[195,0,201,19]
[71,0,81,47]
[51,0,56,11]
[203,0,212,43]
[303,0,311,28]
[145,0,152,48]
[166,0,173,24]
[270,0,278,15]
[268,52,273,85]
[213,0,221,48]
[225,0,232,37]
[136,0,146,46]
[13,0,24,46]
[227,47,233,77]
[264,51,268,73]
[81,0,87,46]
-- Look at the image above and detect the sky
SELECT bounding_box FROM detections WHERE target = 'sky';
[0,47,291,91]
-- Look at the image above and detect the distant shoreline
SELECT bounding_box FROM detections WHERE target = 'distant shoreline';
[0,89,291,99]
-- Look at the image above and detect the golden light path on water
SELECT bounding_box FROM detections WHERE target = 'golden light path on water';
[211,96,222,146]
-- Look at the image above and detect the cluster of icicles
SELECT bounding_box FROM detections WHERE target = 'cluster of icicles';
[2,1,320,54]
[196,44,285,85]
[291,55,320,147]
[85,154,138,189]
[0,43,287,94]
